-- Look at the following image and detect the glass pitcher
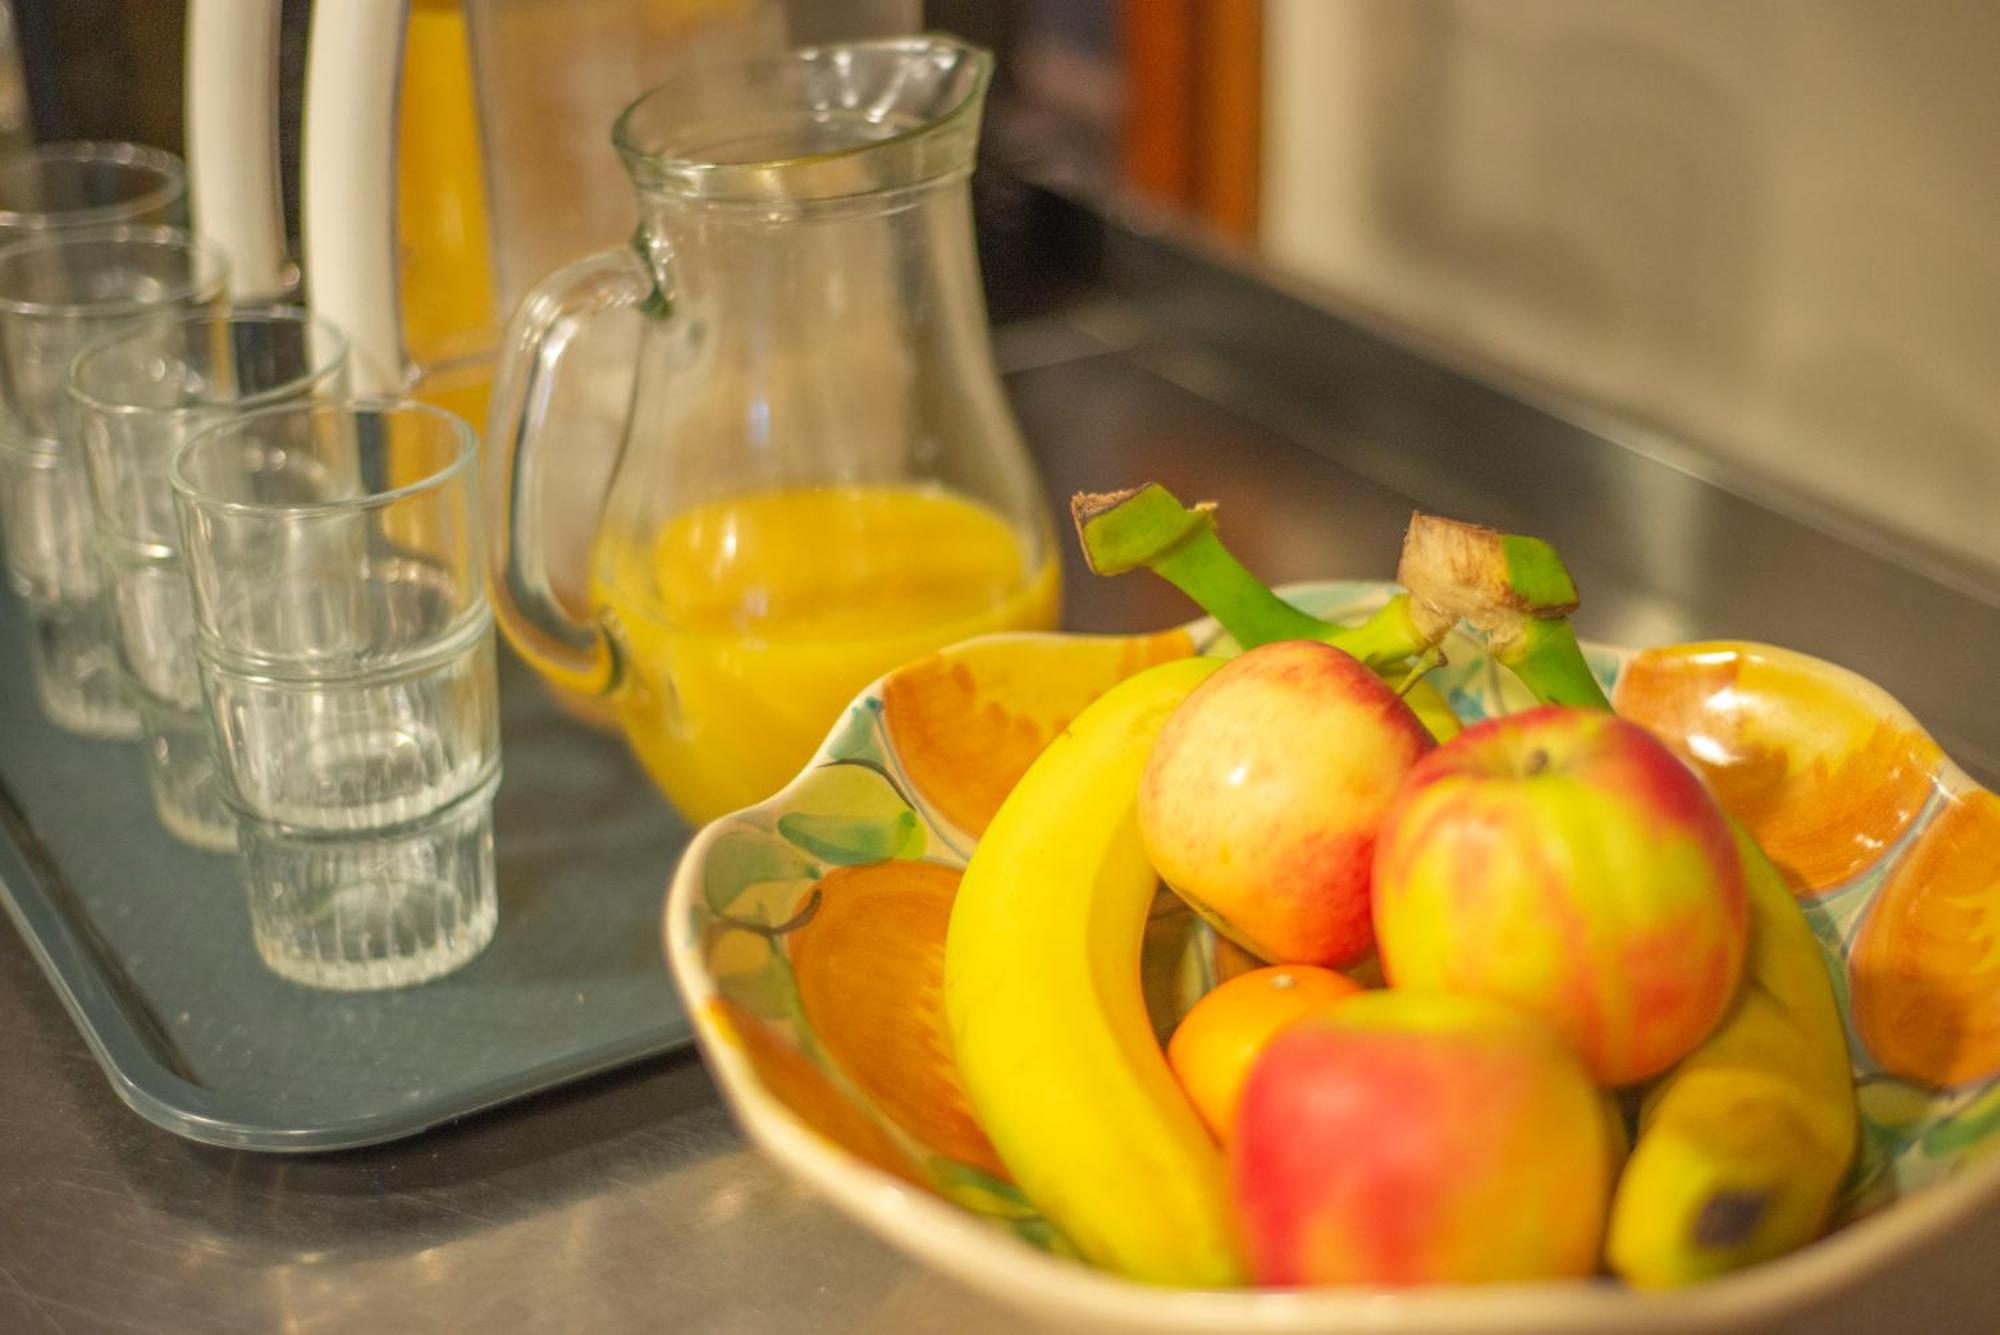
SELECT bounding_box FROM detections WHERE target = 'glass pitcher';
[489,35,1060,825]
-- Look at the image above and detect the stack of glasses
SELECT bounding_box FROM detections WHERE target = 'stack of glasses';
[0,144,212,734]
[169,401,502,989]
[0,142,502,990]
[71,308,351,847]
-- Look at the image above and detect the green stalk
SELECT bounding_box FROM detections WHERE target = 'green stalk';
[1072,485,1616,732]
[1325,594,1430,669]
[1073,485,1458,740]
[1147,525,1333,646]
[1499,618,1613,712]
[1073,485,1432,667]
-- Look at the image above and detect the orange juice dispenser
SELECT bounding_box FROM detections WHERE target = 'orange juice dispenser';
[190,0,921,375]
[184,0,501,384]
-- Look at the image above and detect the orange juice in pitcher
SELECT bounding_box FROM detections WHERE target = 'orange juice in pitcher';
[594,487,1058,822]
[488,38,1060,824]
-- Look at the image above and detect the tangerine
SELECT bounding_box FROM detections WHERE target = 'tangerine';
[1167,964,1362,1142]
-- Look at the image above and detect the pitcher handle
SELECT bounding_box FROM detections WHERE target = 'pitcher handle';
[486,244,652,698]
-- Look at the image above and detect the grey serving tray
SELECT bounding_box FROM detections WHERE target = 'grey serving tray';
[0,583,693,1152]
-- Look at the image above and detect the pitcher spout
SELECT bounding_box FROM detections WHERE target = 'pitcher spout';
[612,35,993,207]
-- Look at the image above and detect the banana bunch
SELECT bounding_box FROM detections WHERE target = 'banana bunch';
[1607,827,1858,1286]
[943,656,1244,1287]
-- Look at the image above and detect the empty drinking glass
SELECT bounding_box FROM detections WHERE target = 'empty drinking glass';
[0,141,187,243]
[70,308,350,847]
[171,399,500,989]
[0,224,226,736]
[0,148,191,733]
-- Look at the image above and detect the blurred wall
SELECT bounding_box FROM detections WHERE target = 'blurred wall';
[1264,0,2000,574]
[14,0,185,148]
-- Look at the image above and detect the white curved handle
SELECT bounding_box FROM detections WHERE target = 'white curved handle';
[303,0,407,394]
[185,0,292,299]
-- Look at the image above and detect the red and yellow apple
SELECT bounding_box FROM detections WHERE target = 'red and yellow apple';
[1139,640,1435,967]
[1372,706,1748,1086]
[1233,989,1609,1286]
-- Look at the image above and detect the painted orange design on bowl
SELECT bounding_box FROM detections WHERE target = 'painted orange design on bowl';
[705,997,926,1189]
[788,860,1006,1178]
[1613,643,1940,895]
[1851,789,2000,1089]
[883,629,1193,836]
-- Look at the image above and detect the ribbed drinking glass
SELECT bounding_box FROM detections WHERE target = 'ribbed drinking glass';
[0,223,225,736]
[70,307,349,846]
[171,399,500,989]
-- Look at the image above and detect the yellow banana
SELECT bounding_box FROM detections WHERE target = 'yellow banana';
[944,656,1245,1287]
[1607,825,1858,1286]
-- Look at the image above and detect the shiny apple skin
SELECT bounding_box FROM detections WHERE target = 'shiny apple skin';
[1139,640,1436,968]
[1372,706,1748,1086]
[1233,989,1610,1286]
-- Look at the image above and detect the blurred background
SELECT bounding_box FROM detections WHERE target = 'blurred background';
[8,0,1994,575]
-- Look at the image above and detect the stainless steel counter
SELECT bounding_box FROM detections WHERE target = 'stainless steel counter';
[5,200,1999,1335]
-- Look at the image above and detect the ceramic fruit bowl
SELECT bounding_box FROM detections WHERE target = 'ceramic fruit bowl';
[664,581,2000,1333]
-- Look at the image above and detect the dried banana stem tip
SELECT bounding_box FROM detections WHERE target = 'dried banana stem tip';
[1397,512,1581,652]
[1072,485,1216,576]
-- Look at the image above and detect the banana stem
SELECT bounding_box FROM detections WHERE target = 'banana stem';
[1326,594,1430,668]
[1147,525,1333,646]
[1074,485,1438,669]
[1073,487,1610,711]
[1498,618,1614,713]
[1394,511,1611,714]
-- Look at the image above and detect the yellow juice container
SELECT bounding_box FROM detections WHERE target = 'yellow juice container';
[593,486,1060,824]
[485,36,1060,825]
